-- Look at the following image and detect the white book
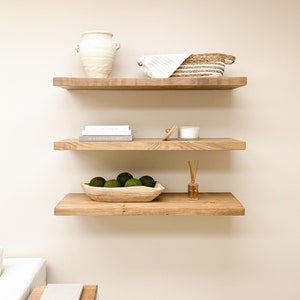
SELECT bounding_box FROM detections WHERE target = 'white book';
[40,284,83,300]
[82,129,132,135]
[84,125,130,130]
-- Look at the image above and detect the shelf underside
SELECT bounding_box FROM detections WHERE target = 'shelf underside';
[54,138,246,151]
[53,77,247,90]
[54,192,245,216]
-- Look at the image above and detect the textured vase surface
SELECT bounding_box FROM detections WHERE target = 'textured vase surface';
[77,31,120,78]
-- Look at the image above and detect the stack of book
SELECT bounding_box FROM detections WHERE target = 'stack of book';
[79,125,133,142]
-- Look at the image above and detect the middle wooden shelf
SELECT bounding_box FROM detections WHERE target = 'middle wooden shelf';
[54,138,246,151]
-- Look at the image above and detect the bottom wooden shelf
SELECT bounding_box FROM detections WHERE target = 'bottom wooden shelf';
[54,192,245,216]
[28,285,97,300]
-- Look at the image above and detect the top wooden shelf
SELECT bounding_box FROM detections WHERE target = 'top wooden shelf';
[53,77,247,90]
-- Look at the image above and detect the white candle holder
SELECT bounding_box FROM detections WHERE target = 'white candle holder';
[178,126,200,140]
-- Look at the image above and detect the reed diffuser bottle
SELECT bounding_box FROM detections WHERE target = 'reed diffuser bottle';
[188,160,199,200]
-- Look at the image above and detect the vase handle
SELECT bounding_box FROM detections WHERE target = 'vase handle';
[113,42,121,50]
[75,43,80,53]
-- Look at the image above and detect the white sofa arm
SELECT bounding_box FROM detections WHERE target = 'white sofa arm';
[0,257,46,300]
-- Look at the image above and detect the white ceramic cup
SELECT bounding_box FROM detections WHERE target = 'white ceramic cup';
[178,126,200,140]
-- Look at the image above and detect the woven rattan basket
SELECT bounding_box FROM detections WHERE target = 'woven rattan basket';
[171,53,235,78]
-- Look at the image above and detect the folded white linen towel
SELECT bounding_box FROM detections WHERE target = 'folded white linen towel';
[137,54,191,78]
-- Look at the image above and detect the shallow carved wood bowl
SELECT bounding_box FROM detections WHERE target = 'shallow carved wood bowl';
[81,182,165,202]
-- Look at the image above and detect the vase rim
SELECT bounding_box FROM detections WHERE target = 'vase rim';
[82,30,113,36]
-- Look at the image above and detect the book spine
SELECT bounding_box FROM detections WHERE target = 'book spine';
[82,129,132,135]
[84,125,130,130]
[79,135,133,142]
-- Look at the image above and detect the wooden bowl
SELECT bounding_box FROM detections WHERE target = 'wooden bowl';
[81,182,165,202]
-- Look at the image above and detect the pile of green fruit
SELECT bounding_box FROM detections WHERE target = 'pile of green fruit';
[88,172,156,188]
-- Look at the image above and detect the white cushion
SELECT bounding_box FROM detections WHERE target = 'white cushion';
[0,257,46,300]
[0,247,3,276]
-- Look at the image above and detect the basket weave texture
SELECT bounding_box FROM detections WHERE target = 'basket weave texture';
[171,53,235,78]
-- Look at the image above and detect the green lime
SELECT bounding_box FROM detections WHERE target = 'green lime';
[104,179,122,188]
[124,178,142,187]
[89,176,106,187]
[139,175,156,187]
[117,172,133,186]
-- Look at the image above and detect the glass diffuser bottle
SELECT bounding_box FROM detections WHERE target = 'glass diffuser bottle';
[187,160,199,200]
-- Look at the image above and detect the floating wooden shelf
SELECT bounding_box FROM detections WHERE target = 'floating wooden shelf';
[54,138,246,151]
[53,76,247,217]
[53,77,247,90]
[54,192,245,216]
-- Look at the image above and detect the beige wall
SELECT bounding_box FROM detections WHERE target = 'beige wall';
[1,0,300,299]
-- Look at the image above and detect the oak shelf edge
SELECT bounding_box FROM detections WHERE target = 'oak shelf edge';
[54,192,245,216]
[53,138,246,151]
[53,77,247,90]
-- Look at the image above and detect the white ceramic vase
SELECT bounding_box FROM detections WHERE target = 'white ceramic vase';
[76,31,120,78]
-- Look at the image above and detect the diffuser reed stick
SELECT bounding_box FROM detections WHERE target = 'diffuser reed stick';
[188,160,199,184]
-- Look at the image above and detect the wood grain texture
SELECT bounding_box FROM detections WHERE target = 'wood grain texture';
[54,193,245,216]
[53,77,247,90]
[54,138,246,151]
[28,285,98,300]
